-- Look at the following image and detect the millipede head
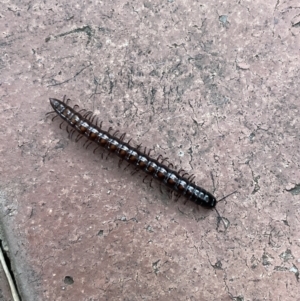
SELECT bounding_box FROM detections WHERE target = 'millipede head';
[49,98,62,111]
[192,190,217,208]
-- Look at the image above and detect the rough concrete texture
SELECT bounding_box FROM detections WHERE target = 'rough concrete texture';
[0,0,299,300]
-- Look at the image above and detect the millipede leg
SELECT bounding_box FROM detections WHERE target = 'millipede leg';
[131,168,139,176]
[160,157,169,165]
[83,139,89,148]
[94,117,99,127]
[85,112,93,120]
[124,163,131,171]
[147,148,154,156]
[93,146,100,154]
[142,175,148,183]
[159,182,163,194]
[168,163,174,169]
[85,141,93,149]
[82,139,92,147]
[90,114,97,123]
[118,159,123,168]
[46,111,55,116]
[83,111,93,119]
[174,193,181,202]
[157,155,169,164]
[157,154,163,161]
[86,111,93,118]
[70,129,76,139]
[51,115,58,121]
[59,121,65,129]
[119,133,126,141]
[178,168,187,176]
[75,134,83,142]
[187,174,195,182]
[149,178,153,188]
[92,150,104,159]
[113,130,119,137]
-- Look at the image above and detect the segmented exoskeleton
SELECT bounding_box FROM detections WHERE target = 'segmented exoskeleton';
[48,96,235,221]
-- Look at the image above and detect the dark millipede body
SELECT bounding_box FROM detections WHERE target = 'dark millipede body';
[49,97,223,209]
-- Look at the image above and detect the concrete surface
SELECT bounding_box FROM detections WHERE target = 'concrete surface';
[0,0,300,300]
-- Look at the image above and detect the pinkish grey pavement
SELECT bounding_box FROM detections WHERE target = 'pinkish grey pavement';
[0,1,300,300]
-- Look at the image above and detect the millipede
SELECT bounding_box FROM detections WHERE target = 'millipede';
[47,96,235,225]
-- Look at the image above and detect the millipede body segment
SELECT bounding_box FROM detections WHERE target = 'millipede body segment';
[49,97,217,209]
